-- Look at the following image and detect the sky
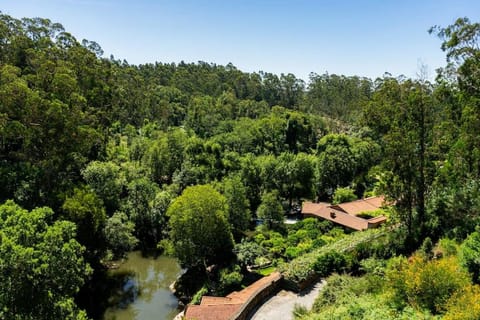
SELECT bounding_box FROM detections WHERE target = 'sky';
[2,0,480,81]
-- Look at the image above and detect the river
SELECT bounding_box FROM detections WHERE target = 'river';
[102,251,182,320]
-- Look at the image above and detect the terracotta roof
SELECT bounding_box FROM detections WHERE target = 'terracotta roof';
[302,203,369,231]
[201,296,243,305]
[367,216,387,224]
[335,196,385,215]
[184,271,282,320]
[301,196,387,231]
[364,196,385,208]
[184,304,242,320]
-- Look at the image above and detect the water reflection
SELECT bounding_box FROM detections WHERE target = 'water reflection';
[103,251,182,320]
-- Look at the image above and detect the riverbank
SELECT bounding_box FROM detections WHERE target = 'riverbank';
[249,280,325,320]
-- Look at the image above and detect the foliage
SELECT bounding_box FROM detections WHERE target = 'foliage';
[123,178,162,248]
[2,11,480,318]
[218,175,251,233]
[62,187,107,260]
[235,239,267,267]
[257,190,285,231]
[167,185,234,268]
[191,286,209,305]
[460,227,480,283]
[386,254,470,314]
[0,200,91,319]
[443,284,480,320]
[82,161,124,213]
[332,187,358,204]
[313,251,353,277]
[104,211,138,259]
[217,265,244,295]
[280,227,384,283]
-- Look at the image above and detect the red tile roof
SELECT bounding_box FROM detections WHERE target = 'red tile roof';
[301,196,387,231]
[302,203,369,231]
[335,196,385,215]
[184,304,242,320]
[184,271,282,320]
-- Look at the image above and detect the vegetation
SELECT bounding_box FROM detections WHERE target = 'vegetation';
[166,185,234,269]
[1,11,480,319]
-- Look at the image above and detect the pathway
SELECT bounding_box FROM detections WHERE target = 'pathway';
[249,280,325,320]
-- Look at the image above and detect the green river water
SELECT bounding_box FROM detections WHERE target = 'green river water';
[102,251,182,320]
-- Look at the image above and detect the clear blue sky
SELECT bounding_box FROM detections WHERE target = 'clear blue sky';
[2,0,480,81]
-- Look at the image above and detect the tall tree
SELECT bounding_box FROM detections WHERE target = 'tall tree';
[257,190,285,231]
[363,78,436,244]
[167,185,234,269]
[219,175,251,234]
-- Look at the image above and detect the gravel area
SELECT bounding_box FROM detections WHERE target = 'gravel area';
[249,280,326,320]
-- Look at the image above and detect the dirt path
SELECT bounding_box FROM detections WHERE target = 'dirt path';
[249,280,325,320]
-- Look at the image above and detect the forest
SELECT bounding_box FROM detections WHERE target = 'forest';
[1,11,480,320]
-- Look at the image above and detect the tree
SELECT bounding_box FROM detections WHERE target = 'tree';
[315,134,357,200]
[460,227,480,283]
[257,190,285,231]
[104,211,138,259]
[0,200,91,319]
[362,78,436,245]
[430,17,480,96]
[276,152,316,207]
[431,18,480,180]
[234,239,266,267]
[219,175,251,234]
[332,187,357,205]
[123,178,161,248]
[62,187,107,261]
[82,161,124,214]
[167,185,234,269]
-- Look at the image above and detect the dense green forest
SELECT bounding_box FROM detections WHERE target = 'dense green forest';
[1,11,480,319]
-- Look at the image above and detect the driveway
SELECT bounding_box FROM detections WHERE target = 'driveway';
[249,280,325,320]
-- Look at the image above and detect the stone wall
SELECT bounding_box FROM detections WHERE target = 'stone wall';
[229,273,282,320]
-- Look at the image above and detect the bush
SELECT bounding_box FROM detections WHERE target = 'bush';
[313,251,352,277]
[280,255,316,283]
[434,238,458,258]
[308,274,437,320]
[332,187,357,205]
[292,303,308,319]
[191,286,208,305]
[235,239,266,267]
[444,284,480,320]
[460,228,480,283]
[359,257,386,276]
[285,246,301,260]
[217,265,243,295]
[386,254,470,314]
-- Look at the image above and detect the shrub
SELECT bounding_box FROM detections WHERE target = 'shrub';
[359,257,386,276]
[285,246,301,260]
[235,239,266,267]
[191,286,208,305]
[460,228,480,283]
[434,238,458,258]
[217,265,243,295]
[332,187,357,205]
[444,284,480,320]
[313,251,352,277]
[309,274,437,320]
[386,254,470,314]
[280,255,316,283]
[292,303,308,319]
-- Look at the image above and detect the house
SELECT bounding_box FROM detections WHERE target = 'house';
[183,271,282,320]
[301,196,387,231]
